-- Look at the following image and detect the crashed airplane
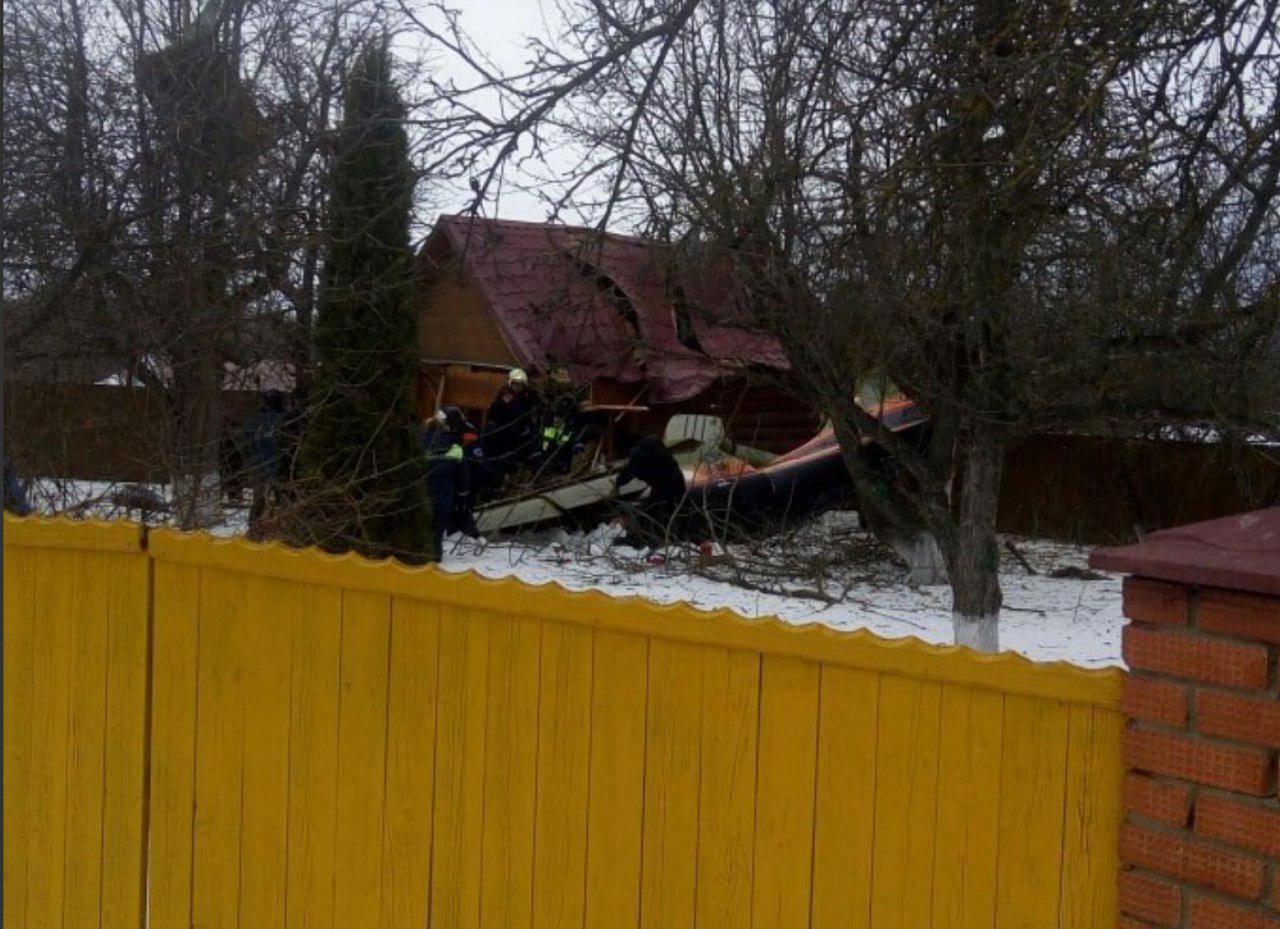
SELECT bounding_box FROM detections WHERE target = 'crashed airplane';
[474,398,927,536]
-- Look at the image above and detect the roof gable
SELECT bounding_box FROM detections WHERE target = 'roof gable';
[424,214,787,402]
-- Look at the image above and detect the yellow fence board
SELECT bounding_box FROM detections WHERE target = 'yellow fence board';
[695,648,760,929]
[932,688,1003,929]
[584,631,648,929]
[532,621,594,929]
[811,666,879,929]
[753,656,821,929]
[26,548,77,929]
[1059,706,1124,929]
[3,546,35,929]
[479,613,539,929]
[871,676,943,929]
[995,695,1071,929]
[238,576,295,929]
[431,605,490,929]
[148,561,200,929]
[640,639,705,929]
[101,551,149,929]
[382,597,441,929]
[63,553,109,929]
[334,591,393,927]
[284,583,342,929]
[3,518,1127,929]
[191,569,248,929]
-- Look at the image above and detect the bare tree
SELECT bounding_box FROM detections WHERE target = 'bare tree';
[3,0,419,526]
[412,0,1280,649]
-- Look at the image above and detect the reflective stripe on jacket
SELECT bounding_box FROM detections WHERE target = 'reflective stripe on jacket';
[541,424,569,449]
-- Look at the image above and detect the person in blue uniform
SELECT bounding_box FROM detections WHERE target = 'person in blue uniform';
[424,406,482,555]
[241,390,286,531]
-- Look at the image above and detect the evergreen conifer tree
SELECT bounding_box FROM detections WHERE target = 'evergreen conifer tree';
[297,39,435,561]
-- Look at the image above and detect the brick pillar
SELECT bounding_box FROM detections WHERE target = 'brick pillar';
[1117,577,1280,929]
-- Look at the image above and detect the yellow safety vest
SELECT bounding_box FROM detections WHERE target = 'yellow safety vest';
[428,444,463,461]
[541,424,569,449]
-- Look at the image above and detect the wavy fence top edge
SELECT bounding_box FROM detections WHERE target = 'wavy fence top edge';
[3,514,1123,708]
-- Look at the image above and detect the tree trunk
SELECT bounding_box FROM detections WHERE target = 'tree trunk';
[832,417,948,586]
[947,425,1005,652]
[895,530,948,587]
[170,347,224,529]
[293,234,320,392]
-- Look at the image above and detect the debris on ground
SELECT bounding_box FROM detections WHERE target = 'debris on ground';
[1048,565,1108,581]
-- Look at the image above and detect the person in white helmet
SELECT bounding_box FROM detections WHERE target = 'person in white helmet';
[483,367,539,471]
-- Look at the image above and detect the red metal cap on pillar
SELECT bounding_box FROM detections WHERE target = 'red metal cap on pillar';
[1090,508,1280,598]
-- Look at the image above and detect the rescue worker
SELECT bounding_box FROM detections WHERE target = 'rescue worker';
[451,409,484,540]
[483,368,538,470]
[423,407,482,555]
[535,390,587,476]
[423,408,464,556]
[614,435,686,546]
[241,390,286,532]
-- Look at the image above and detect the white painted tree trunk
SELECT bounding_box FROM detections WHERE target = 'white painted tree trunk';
[953,611,999,652]
[891,531,948,588]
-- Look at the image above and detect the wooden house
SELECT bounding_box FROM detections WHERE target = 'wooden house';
[415,214,819,455]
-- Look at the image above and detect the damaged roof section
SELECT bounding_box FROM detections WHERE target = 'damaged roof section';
[418,214,789,403]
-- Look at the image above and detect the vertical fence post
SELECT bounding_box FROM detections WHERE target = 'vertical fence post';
[1093,512,1280,929]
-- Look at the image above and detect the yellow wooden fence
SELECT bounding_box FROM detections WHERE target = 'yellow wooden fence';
[3,516,1125,929]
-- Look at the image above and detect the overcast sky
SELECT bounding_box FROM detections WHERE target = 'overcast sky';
[411,0,568,226]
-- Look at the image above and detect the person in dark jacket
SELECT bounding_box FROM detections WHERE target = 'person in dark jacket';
[534,389,588,476]
[614,435,686,545]
[423,410,463,556]
[241,390,286,531]
[483,368,538,471]
[451,409,484,540]
[4,458,33,516]
[424,406,482,555]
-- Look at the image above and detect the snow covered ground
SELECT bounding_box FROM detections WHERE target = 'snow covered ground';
[24,477,250,537]
[439,513,1125,669]
[20,478,1124,668]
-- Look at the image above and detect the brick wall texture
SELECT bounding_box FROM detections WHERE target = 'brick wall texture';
[1118,577,1280,929]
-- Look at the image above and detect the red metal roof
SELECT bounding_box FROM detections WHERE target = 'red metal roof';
[1090,508,1280,597]
[425,214,788,403]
